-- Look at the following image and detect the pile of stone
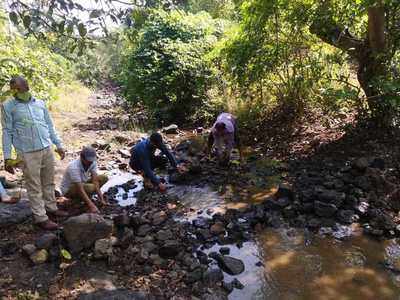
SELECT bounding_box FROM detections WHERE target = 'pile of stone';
[256,157,400,237]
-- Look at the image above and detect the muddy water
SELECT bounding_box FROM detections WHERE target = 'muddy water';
[106,173,400,299]
[171,185,400,300]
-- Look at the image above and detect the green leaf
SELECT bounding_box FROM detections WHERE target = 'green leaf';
[67,23,74,35]
[61,249,72,260]
[9,12,18,25]
[23,15,31,29]
[58,21,65,34]
[78,23,87,37]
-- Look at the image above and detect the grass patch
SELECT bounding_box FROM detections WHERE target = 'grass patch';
[48,81,91,114]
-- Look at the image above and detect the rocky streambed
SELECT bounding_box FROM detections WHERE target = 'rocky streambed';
[3,134,400,299]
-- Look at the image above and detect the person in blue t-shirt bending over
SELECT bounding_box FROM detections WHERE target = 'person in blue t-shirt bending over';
[129,133,185,193]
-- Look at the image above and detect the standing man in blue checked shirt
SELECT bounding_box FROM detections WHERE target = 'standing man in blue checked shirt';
[1,76,68,230]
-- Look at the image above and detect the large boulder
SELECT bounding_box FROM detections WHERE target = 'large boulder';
[63,214,113,253]
[0,200,32,227]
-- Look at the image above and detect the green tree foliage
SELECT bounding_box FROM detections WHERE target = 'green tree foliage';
[120,9,227,124]
[0,13,74,102]
[221,0,400,125]
[220,1,360,116]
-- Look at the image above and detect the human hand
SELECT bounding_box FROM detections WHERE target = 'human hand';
[88,203,100,214]
[55,148,66,160]
[4,160,15,174]
[99,194,108,206]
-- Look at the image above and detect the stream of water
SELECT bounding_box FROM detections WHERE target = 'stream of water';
[104,171,400,299]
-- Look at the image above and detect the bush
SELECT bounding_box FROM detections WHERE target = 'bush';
[120,10,228,125]
[0,16,74,102]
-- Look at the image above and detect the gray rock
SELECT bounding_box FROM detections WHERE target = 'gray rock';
[370,157,385,170]
[186,268,203,283]
[0,200,32,227]
[159,240,180,258]
[203,267,224,285]
[275,183,294,200]
[22,244,37,256]
[156,229,173,241]
[136,248,149,264]
[219,247,230,255]
[211,254,245,276]
[161,124,178,134]
[142,241,157,254]
[337,210,358,224]
[231,278,244,289]
[152,211,167,226]
[137,224,152,236]
[318,190,345,207]
[35,233,57,250]
[353,157,369,172]
[77,289,148,300]
[63,214,113,253]
[94,238,113,259]
[314,201,338,218]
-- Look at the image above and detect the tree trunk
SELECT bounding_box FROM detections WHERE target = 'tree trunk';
[310,1,392,127]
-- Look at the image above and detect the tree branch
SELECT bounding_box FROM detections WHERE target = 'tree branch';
[309,20,364,56]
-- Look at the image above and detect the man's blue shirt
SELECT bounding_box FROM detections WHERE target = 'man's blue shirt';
[130,138,177,184]
[1,97,62,159]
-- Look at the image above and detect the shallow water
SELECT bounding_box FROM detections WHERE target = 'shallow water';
[105,173,400,299]
[101,170,143,206]
[172,184,400,300]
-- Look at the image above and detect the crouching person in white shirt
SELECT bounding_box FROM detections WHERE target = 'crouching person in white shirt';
[59,146,108,214]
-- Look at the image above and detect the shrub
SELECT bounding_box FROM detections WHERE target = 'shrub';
[120,10,228,125]
[0,16,74,102]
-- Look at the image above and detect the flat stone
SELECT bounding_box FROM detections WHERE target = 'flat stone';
[211,254,245,276]
[63,214,113,253]
[22,244,37,256]
[0,200,32,227]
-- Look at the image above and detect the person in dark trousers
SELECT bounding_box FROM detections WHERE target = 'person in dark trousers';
[129,133,185,193]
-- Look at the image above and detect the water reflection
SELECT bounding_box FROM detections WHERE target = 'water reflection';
[257,229,400,300]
